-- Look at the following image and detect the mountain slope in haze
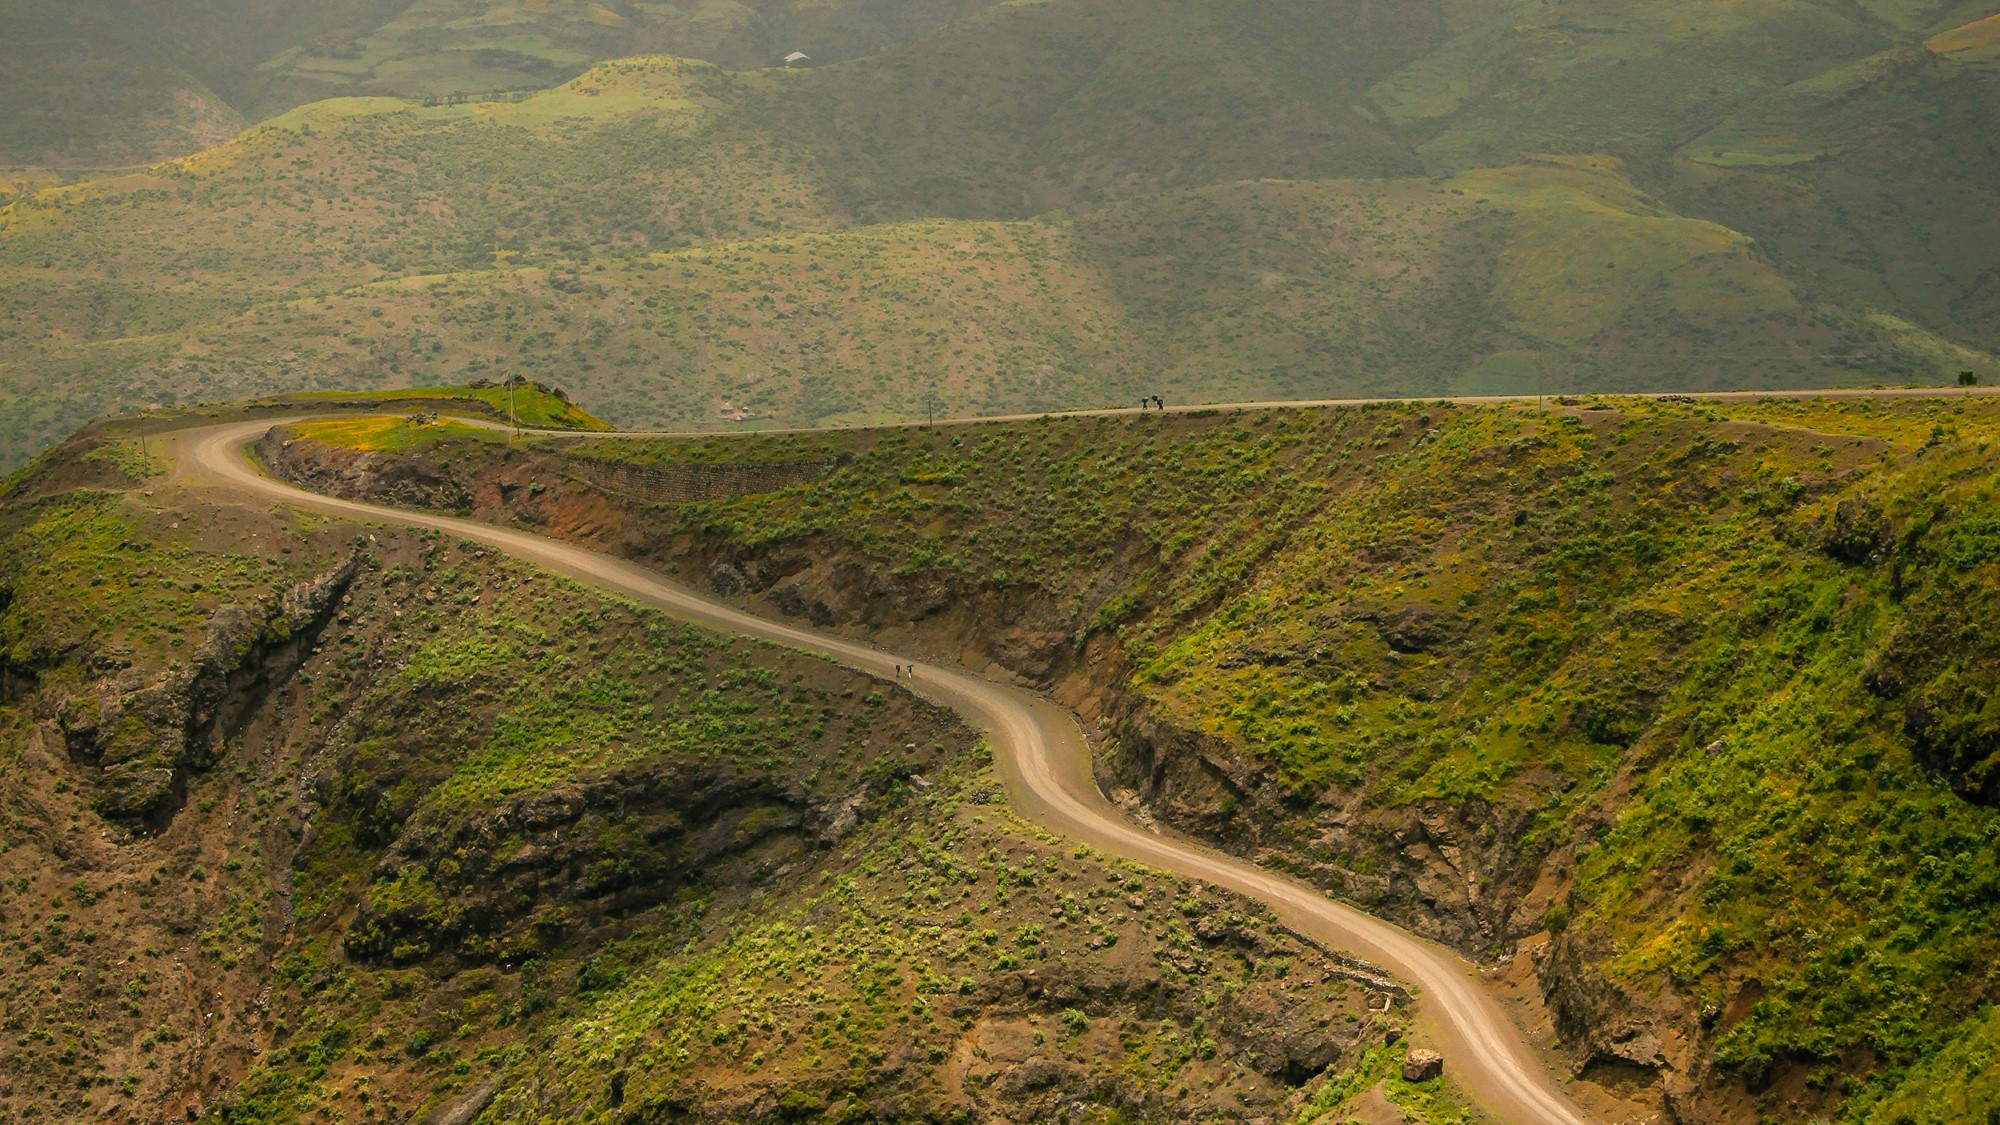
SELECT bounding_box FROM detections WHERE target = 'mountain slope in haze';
[732,0,1438,220]
[49,158,1978,436]
[1370,0,1897,171]
[0,0,1006,168]
[1670,21,2000,352]
[0,5,247,169]
[239,0,1009,115]
[4,45,1995,470]
[1370,0,2000,354]
[3,0,1999,472]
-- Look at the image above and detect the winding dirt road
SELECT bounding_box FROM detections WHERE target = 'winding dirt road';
[180,419,1592,1124]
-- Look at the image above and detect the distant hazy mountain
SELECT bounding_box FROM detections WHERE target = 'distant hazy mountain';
[0,0,1995,467]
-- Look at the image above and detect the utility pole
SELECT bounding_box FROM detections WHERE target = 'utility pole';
[507,375,518,446]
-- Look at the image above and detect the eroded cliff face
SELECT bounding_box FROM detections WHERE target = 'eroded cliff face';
[56,552,358,824]
[330,718,948,966]
[258,432,472,512]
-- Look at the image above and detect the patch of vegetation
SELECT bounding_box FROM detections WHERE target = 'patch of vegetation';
[277,380,611,431]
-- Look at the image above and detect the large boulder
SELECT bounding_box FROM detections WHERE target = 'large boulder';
[1401,1047,1443,1083]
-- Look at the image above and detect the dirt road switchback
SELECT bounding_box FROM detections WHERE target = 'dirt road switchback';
[184,419,1594,1124]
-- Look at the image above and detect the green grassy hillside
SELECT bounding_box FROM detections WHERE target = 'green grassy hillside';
[298,392,2000,1120]
[0,426,1430,1124]
[237,0,1009,115]
[695,394,2000,1123]
[3,127,1989,467]
[1371,0,1897,171]
[1670,23,2000,352]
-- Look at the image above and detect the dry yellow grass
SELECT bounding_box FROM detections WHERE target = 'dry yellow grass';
[1927,12,2000,55]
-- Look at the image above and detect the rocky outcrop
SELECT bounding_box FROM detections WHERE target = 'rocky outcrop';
[338,751,925,964]
[957,960,1369,1121]
[59,552,359,824]
[1401,1047,1443,1082]
[1865,577,2000,806]
[1101,699,1559,952]
[260,431,472,511]
[1539,929,1675,1078]
[0,582,34,705]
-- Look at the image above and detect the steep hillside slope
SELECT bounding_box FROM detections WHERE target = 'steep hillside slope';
[0,4,246,168]
[271,392,2000,1122]
[174,162,1987,424]
[1370,0,1898,171]
[231,0,1010,116]
[0,415,1430,1124]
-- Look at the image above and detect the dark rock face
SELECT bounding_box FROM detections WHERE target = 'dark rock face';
[260,432,471,511]
[1351,602,1453,654]
[336,751,916,964]
[1102,700,1552,953]
[990,628,1070,679]
[997,1057,1079,1097]
[60,552,359,824]
[0,582,33,704]
[1813,495,1890,565]
[707,560,747,596]
[1539,929,1672,1077]
[1221,986,1347,1082]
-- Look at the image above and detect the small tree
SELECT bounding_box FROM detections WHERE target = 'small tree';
[1959,370,1980,387]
